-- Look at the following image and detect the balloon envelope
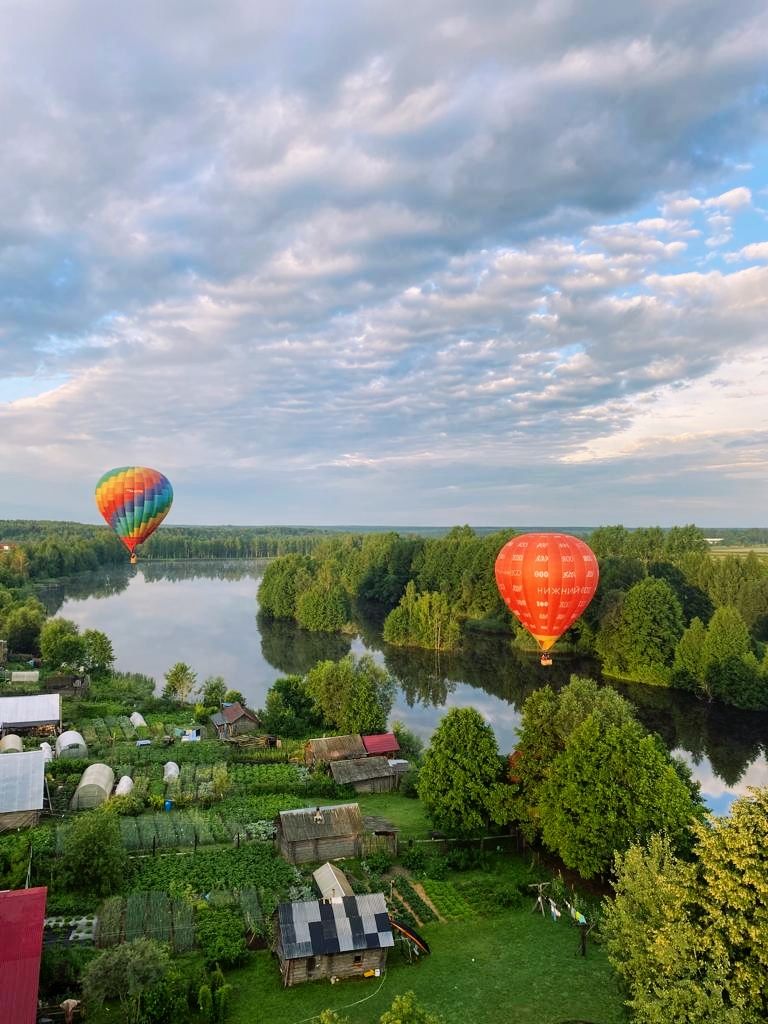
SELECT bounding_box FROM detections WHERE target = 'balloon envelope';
[495,533,599,651]
[95,466,173,557]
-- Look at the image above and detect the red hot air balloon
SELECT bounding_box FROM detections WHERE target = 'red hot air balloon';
[495,533,599,666]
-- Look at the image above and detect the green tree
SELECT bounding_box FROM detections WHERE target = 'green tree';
[257,554,316,619]
[82,938,170,1024]
[261,675,325,737]
[604,790,768,1023]
[305,654,395,735]
[391,720,423,759]
[39,617,86,669]
[82,629,115,675]
[162,662,197,702]
[672,617,708,694]
[539,715,698,878]
[702,606,752,668]
[383,582,461,651]
[603,577,684,684]
[224,688,245,705]
[379,990,445,1023]
[60,811,127,897]
[1,599,46,653]
[296,581,350,632]
[199,675,227,706]
[417,707,501,834]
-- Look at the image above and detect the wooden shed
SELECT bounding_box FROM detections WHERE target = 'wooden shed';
[276,803,363,865]
[275,893,393,987]
[0,750,45,831]
[330,756,396,793]
[210,701,261,738]
[313,861,354,900]
[304,734,366,766]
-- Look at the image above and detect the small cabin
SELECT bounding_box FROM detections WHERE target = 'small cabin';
[275,893,393,987]
[361,732,400,758]
[330,756,396,793]
[210,701,261,738]
[0,750,45,830]
[55,730,88,760]
[304,734,366,767]
[70,764,114,810]
[276,803,364,865]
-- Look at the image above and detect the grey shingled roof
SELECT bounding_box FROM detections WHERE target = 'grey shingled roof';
[0,750,45,813]
[278,893,393,959]
[329,756,393,785]
[279,803,363,842]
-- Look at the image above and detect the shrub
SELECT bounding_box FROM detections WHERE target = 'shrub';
[363,851,393,874]
[195,906,249,968]
[401,846,427,872]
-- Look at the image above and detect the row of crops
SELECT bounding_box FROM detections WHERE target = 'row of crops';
[96,892,196,952]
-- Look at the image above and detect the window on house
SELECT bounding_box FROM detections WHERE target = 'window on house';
[353,954,363,964]
[307,957,317,973]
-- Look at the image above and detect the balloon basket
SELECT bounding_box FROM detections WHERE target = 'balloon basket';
[130,554,137,565]
[540,654,553,667]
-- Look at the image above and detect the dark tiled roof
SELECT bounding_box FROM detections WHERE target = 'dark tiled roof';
[278,803,363,841]
[361,732,400,755]
[278,894,393,959]
[330,756,393,784]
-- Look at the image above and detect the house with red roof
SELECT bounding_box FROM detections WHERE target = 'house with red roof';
[361,732,400,758]
[0,886,47,1024]
[210,700,261,738]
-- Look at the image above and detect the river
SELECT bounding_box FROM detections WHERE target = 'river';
[40,560,768,815]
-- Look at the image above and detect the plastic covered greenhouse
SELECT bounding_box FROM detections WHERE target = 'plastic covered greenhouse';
[70,764,115,809]
[55,730,88,759]
[115,775,134,796]
[0,734,23,754]
[129,712,147,728]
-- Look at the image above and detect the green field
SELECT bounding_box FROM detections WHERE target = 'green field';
[316,793,433,839]
[226,914,627,1024]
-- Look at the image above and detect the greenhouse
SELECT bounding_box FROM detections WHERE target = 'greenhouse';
[39,742,53,762]
[0,750,45,829]
[70,764,115,810]
[129,711,147,729]
[55,730,88,759]
[163,761,180,783]
[115,775,134,796]
[0,734,23,754]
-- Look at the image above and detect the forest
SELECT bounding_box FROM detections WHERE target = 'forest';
[257,525,768,711]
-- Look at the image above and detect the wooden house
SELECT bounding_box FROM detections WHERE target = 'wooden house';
[275,893,393,987]
[276,803,363,865]
[304,734,366,766]
[330,756,396,793]
[361,732,400,758]
[210,701,261,738]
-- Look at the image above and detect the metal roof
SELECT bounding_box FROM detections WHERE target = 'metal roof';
[305,735,366,762]
[0,887,47,1024]
[330,756,394,784]
[278,893,393,959]
[0,693,60,728]
[361,732,400,755]
[279,803,363,842]
[313,861,354,900]
[0,750,45,813]
[220,701,259,724]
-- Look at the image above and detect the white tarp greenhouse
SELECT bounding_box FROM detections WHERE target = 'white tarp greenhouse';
[163,761,180,783]
[129,712,147,728]
[55,731,88,759]
[70,764,115,810]
[115,775,134,796]
[0,750,45,829]
[0,734,23,754]
[39,741,53,762]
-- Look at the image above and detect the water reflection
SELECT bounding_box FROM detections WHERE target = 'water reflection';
[51,561,768,813]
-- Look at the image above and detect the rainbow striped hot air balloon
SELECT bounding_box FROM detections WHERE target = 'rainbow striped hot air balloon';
[95,466,173,564]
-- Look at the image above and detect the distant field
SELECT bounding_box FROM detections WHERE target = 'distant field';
[708,545,768,559]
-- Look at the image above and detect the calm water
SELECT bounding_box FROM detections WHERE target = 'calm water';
[42,560,768,815]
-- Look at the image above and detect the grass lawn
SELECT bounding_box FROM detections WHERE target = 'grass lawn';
[316,792,433,839]
[225,913,628,1024]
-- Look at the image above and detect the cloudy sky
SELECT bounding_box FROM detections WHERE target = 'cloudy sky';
[1,1,767,526]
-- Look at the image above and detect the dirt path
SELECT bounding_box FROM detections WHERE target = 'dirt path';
[412,882,446,923]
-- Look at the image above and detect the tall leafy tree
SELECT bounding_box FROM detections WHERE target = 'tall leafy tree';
[40,617,86,669]
[539,715,698,878]
[60,811,127,896]
[602,577,684,684]
[383,582,461,651]
[257,554,316,619]
[305,654,395,735]
[83,939,170,1024]
[199,675,227,706]
[162,662,197,702]
[417,707,501,834]
[261,674,326,737]
[82,629,115,675]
